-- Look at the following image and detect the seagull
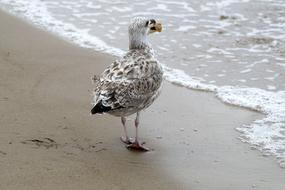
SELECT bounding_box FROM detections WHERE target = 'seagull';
[91,17,163,151]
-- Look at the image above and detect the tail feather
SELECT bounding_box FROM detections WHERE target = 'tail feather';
[91,100,111,114]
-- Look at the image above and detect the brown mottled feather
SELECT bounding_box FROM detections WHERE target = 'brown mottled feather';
[92,47,163,116]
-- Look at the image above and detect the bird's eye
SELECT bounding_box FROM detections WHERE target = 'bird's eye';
[150,19,156,24]
[145,21,149,27]
[146,19,156,27]
[150,27,156,30]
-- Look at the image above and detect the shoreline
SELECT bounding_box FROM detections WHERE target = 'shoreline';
[0,10,284,190]
[2,5,285,166]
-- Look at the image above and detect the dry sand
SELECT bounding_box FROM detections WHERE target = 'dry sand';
[0,10,284,190]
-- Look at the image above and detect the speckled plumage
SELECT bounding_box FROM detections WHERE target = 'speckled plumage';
[92,46,163,116]
[92,18,163,117]
[91,17,163,151]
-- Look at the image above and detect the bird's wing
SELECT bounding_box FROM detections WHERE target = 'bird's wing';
[92,51,163,111]
[100,50,157,80]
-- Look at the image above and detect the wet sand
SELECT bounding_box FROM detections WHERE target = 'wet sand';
[0,10,284,190]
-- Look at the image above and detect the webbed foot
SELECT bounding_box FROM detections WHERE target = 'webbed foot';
[126,141,149,151]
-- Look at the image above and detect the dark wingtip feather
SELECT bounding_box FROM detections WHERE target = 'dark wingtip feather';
[91,101,111,115]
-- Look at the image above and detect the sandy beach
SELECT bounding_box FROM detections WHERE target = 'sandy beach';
[0,10,284,190]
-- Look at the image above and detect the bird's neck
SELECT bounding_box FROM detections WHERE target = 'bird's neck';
[129,33,150,50]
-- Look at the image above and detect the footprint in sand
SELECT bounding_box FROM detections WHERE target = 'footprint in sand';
[0,150,7,156]
[21,137,58,149]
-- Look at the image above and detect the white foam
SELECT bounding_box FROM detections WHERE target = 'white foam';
[217,87,285,167]
[163,66,217,91]
[207,48,232,55]
[264,73,280,81]
[175,25,196,32]
[267,85,277,90]
[164,66,285,167]
[192,44,202,48]
[0,0,125,57]
[200,5,211,12]
[149,4,171,12]
[111,6,132,13]
[277,63,285,68]
[237,79,247,83]
[240,69,252,74]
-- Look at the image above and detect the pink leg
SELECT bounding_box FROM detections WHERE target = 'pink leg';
[120,117,132,144]
[127,112,149,151]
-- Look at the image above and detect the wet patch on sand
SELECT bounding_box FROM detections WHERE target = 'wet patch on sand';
[67,138,107,153]
[21,137,107,155]
[0,97,9,101]
[0,150,7,155]
[21,138,58,149]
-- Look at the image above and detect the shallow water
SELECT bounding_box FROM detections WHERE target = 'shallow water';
[39,0,285,90]
[0,0,284,167]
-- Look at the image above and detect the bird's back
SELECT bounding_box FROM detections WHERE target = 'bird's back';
[92,48,163,116]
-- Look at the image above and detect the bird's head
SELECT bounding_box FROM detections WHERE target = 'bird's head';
[128,17,162,49]
[129,17,162,36]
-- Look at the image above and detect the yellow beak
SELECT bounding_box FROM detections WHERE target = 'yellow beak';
[155,23,162,32]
